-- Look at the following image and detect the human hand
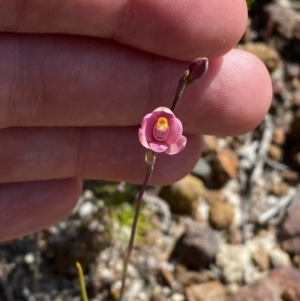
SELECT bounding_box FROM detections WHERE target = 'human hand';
[0,0,272,241]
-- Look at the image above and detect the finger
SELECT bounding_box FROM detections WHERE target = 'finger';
[0,127,201,184]
[0,34,271,135]
[0,178,81,242]
[1,0,247,59]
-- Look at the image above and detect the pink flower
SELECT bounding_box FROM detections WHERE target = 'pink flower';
[139,107,187,155]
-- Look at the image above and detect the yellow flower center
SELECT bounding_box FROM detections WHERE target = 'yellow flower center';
[156,117,168,131]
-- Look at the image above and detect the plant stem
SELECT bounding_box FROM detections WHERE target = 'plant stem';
[118,152,157,301]
[75,261,89,301]
[170,70,189,112]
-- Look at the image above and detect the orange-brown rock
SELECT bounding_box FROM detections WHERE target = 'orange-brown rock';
[211,148,239,185]
[272,127,286,145]
[270,182,289,197]
[268,144,283,162]
[204,190,226,206]
[202,135,218,154]
[186,281,226,301]
[160,175,204,215]
[209,201,234,230]
[252,247,270,271]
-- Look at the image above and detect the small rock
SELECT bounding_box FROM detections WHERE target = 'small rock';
[237,42,281,72]
[264,3,300,39]
[281,236,300,255]
[160,175,204,215]
[151,286,168,301]
[292,255,300,266]
[252,247,270,271]
[211,148,239,185]
[272,127,286,145]
[228,228,243,245]
[281,170,300,184]
[97,267,114,283]
[204,190,227,206]
[216,244,251,284]
[226,283,240,295]
[186,281,226,301]
[293,152,300,168]
[293,89,300,107]
[282,201,300,236]
[86,277,103,299]
[268,144,283,162]
[269,266,300,301]
[79,201,95,218]
[202,136,218,154]
[170,223,219,270]
[176,270,217,287]
[209,201,234,230]
[273,78,286,95]
[270,182,289,197]
[228,278,281,301]
[269,248,291,267]
[171,293,185,301]
[24,253,35,265]
[82,189,95,200]
[286,63,300,79]
[192,158,212,181]
[157,266,174,288]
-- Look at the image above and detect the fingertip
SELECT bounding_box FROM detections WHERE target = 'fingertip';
[229,50,273,133]
[0,178,82,242]
[180,49,272,135]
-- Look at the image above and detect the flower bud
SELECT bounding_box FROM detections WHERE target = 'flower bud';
[188,57,209,81]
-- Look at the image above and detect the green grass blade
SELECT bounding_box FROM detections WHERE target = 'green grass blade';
[76,261,89,301]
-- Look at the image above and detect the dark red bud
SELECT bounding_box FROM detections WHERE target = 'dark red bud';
[188,57,209,81]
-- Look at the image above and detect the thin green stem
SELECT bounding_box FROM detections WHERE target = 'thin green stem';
[118,152,157,301]
[75,261,89,301]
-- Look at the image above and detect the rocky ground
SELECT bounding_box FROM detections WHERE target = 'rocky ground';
[1,0,300,300]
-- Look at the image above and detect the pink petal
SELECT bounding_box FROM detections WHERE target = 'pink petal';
[153,107,174,115]
[141,113,157,141]
[165,135,187,155]
[149,141,168,153]
[140,113,153,131]
[152,107,175,120]
[165,117,183,144]
[139,129,150,149]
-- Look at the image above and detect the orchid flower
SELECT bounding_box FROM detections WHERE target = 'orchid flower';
[139,107,186,155]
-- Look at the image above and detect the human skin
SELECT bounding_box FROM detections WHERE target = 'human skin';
[0,0,272,241]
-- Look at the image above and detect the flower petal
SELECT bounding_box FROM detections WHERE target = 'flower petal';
[152,107,175,120]
[139,129,150,149]
[141,113,157,141]
[165,117,183,144]
[140,113,153,131]
[165,135,187,155]
[149,141,168,153]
